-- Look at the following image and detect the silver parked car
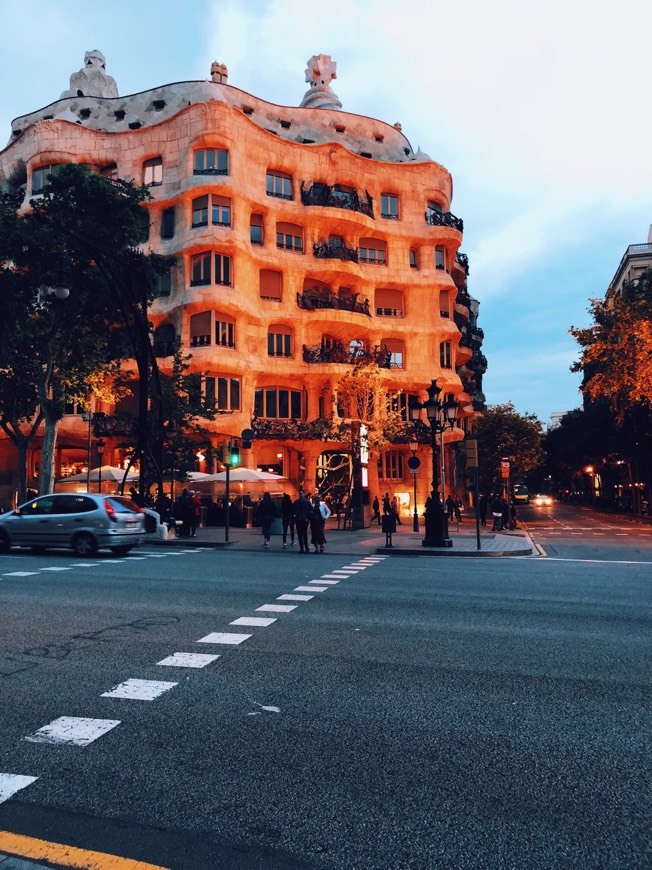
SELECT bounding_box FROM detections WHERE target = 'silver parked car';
[0,493,146,556]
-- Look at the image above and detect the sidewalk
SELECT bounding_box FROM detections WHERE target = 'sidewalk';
[153,518,537,557]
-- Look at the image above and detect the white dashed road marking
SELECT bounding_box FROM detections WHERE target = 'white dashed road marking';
[311,579,339,585]
[295,585,328,592]
[157,652,220,668]
[198,632,252,645]
[25,717,121,746]
[40,567,72,572]
[2,572,38,577]
[230,617,277,627]
[101,678,177,701]
[0,773,39,805]
[277,594,313,601]
[256,604,297,613]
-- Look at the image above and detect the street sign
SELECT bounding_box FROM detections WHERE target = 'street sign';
[409,469,419,475]
[407,456,421,470]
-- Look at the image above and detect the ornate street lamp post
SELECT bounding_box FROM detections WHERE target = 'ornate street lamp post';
[409,380,458,548]
[409,437,419,532]
[96,439,105,493]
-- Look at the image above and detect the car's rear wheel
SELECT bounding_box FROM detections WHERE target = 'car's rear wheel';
[72,532,97,557]
[0,530,10,553]
[110,545,132,556]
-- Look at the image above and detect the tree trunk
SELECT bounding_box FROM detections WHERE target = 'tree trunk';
[39,415,60,495]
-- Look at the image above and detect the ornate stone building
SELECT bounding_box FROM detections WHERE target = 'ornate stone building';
[0,51,486,515]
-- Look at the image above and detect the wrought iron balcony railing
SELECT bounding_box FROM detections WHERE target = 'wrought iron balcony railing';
[313,241,359,263]
[467,350,488,373]
[303,341,391,367]
[301,182,374,219]
[296,289,370,316]
[425,210,464,233]
[455,252,469,274]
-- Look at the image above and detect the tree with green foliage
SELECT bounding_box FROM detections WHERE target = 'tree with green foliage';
[0,164,170,500]
[476,402,544,494]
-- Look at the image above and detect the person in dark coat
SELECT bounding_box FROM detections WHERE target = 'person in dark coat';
[259,492,277,547]
[445,495,455,520]
[371,496,381,525]
[478,494,488,527]
[309,494,331,553]
[186,490,202,537]
[292,490,312,553]
[281,493,295,548]
[490,494,504,531]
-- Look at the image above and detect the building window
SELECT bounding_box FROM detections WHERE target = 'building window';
[254,388,302,419]
[193,148,228,175]
[32,164,61,194]
[409,248,418,269]
[205,376,241,411]
[383,338,404,368]
[260,269,282,301]
[161,207,175,240]
[266,170,293,199]
[440,290,451,319]
[440,341,452,369]
[215,316,235,348]
[427,200,443,219]
[190,252,211,286]
[143,157,163,186]
[189,311,211,346]
[436,245,447,271]
[250,214,264,245]
[378,451,404,480]
[381,193,399,220]
[156,270,172,297]
[192,195,231,228]
[375,288,404,317]
[359,238,387,265]
[268,326,292,357]
[214,253,232,286]
[387,392,418,422]
[276,222,303,252]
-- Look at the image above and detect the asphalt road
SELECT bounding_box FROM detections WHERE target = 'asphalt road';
[0,533,650,869]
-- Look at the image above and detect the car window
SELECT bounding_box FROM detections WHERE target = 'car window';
[106,497,141,514]
[54,495,97,514]
[19,497,56,515]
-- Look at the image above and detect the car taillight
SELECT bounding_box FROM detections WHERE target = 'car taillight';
[104,499,118,522]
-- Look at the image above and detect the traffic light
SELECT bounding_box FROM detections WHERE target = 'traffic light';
[229,444,240,467]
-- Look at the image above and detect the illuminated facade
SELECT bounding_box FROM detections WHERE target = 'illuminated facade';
[0,51,486,515]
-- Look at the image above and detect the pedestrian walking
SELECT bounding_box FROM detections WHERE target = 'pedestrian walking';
[186,490,202,537]
[292,490,312,553]
[259,492,277,547]
[281,493,295,548]
[478,494,488,527]
[309,494,331,553]
[372,495,381,525]
[445,495,455,520]
[454,498,463,523]
[391,495,403,524]
[490,494,504,531]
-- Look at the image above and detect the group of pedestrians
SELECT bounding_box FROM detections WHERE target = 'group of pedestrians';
[171,488,202,537]
[259,490,332,553]
[371,493,403,525]
[478,493,517,531]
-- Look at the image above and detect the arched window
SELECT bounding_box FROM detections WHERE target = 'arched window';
[32,164,62,194]
[193,148,229,175]
[276,221,303,252]
[189,312,235,348]
[142,157,163,186]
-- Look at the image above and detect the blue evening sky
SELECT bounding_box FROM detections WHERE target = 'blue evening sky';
[1,0,649,425]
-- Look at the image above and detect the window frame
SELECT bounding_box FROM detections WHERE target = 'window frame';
[193,148,229,176]
[143,157,163,187]
[440,341,452,369]
[381,193,399,220]
[266,170,293,200]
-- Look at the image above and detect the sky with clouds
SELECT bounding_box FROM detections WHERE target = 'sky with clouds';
[1,0,650,424]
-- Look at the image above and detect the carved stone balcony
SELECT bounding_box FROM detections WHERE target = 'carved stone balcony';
[313,241,359,263]
[301,182,374,219]
[302,341,391,367]
[297,288,370,316]
[425,209,464,232]
[467,350,488,374]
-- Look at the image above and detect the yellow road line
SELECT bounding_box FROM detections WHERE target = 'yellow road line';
[0,830,168,870]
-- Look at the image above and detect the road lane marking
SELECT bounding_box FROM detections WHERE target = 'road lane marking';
[2,572,38,577]
[256,604,298,613]
[294,585,328,592]
[40,567,72,572]
[229,617,277,627]
[277,594,314,601]
[101,679,177,701]
[197,632,251,644]
[157,652,220,668]
[0,829,168,869]
[543,557,652,565]
[0,774,38,806]
[25,717,121,746]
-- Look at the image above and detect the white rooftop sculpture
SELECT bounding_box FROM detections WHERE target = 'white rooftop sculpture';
[300,54,342,110]
[60,50,119,99]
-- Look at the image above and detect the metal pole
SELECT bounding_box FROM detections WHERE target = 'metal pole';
[412,471,419,532]
[474,466,481,550]
[85,410,92,492]
[225,462,230,543]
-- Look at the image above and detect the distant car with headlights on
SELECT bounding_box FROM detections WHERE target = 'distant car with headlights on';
[0,493,145,556]
[532,494,553,507]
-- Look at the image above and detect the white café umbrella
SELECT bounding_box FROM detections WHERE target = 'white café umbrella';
[58,465,138,483]
[202,468,286,483]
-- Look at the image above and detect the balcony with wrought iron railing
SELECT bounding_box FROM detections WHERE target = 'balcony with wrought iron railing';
[425,210,464,233]
[303,341,391,367]
[301,182,374,219]
[296,288,371,317]
[313,241,359,263]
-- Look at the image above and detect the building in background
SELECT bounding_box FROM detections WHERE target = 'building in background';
[0,51,485,516]
[607,225,652,299]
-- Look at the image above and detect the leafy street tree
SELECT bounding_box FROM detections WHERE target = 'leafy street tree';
[476,402,544,494]
[0,164,170,499]
[570,269,652,422]
[335,362,405,452]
